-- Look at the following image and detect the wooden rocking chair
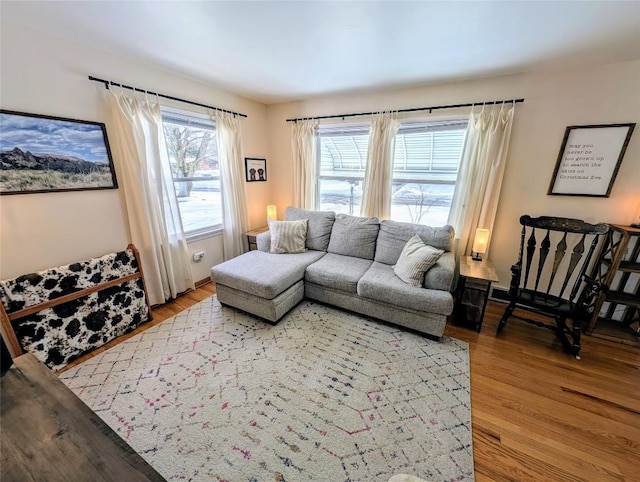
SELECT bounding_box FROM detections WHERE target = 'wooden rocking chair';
[496,215,609,358]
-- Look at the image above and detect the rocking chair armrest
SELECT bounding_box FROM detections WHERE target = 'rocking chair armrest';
[508,263,521,297]
[580,274,608,297]
[578,274,607,311]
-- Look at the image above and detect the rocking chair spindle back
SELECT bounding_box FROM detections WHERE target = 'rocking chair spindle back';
[498,215,609,358]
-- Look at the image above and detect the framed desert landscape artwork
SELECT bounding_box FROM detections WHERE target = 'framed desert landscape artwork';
[0,110,118,195]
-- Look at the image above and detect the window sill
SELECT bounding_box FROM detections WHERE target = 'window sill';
[185,227,223,243]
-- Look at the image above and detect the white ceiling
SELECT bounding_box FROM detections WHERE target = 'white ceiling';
[2,1,639,104]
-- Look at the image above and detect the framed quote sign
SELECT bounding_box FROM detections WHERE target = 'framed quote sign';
[548,123,635,197]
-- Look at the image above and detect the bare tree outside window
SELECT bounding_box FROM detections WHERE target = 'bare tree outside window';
[317,122,465,226]
[163,123,216,197]
[161,112,222,235]
[391,183,454,226]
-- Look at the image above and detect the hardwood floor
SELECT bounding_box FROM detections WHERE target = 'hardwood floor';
[64,284,640,482]
[447,303,640,482]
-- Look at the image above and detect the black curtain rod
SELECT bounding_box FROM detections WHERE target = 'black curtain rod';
[88,75,248,118]
[286,98,524,122]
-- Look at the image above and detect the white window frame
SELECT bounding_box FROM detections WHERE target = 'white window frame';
[161,107,223,241]
[390,116,468,225]
[315,123,370,215]
[314,115,467,225]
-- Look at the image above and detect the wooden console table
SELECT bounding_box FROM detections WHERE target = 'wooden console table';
[1,353,166,482]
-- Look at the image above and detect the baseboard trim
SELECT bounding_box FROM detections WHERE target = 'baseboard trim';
[490,287,510,303]
[195,277,212,288]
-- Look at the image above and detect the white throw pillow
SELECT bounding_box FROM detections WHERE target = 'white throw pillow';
[393,234,444,287]
[268,219,308,254]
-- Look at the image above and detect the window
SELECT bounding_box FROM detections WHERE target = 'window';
[315,119,467,226]
[391,120,467,226]
[161,110,221,238]
[316,125,369,215]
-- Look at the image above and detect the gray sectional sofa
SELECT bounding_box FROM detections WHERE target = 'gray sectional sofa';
[210,207,456,338]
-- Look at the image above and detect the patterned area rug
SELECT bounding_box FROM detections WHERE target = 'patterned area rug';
[60,296,474,481]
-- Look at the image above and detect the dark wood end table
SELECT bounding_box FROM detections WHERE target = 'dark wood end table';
[244,226,269,251]
[454,256,499,332]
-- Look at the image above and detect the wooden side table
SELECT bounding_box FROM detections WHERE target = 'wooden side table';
[454,256,499,332]
[244,226,269,251]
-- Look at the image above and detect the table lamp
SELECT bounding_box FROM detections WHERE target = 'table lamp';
[266,205,277,222]
[472,228,490,261]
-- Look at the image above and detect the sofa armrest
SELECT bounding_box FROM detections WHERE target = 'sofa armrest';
[256,231,271,252]
[423,251,456,292]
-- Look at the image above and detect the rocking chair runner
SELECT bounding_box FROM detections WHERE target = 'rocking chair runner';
[497,215,609,358]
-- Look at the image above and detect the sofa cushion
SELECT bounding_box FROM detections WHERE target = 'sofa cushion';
[210,250,325,299]
[423,251,456,292]
[305,253,372,294]
[327,213,380,260]
[393,235,444,287]
[285,207,336,252]
[375,220,455,265]
[256,231,271,252]
[268,219,308,254]
[357,262,453,315]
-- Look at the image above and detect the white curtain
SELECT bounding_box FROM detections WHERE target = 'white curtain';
[108,93,194,305]
[448,103,516,256]
[291,120,318,209]
[216,111,249,260]
[360,113,400,219]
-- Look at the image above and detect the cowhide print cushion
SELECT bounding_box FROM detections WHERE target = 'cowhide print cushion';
[0,249,151,371]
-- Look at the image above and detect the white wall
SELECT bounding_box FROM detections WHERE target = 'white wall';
[0,20,271,281]
[266,61,640,288]
[2,18,638,291]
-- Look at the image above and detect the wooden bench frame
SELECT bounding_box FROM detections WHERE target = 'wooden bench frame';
[0,244,152,359]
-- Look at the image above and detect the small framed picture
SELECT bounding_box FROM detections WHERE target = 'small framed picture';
[245,157,267,182]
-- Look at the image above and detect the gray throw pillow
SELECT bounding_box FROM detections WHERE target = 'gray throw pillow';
[285,207,336,251]
[393,234,444,287]
[327,213,380,260]
[268,219,308,254]
[375,220,454,265]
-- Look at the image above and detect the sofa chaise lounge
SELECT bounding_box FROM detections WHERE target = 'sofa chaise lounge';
[210,207,456,338]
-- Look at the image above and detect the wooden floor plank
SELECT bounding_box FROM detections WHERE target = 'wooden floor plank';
[472,377,640,468]
[474,410,625,478]
[60,285,640,481]
[469,357,640,428]
[473,430,583,482]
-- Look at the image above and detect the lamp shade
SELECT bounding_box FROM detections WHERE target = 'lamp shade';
[472,228,490,255]
[266,205,277,221]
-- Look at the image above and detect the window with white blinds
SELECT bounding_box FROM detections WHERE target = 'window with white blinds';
[318,125,370,176]
[317,125,369,215]
[393,121,467,179]
[391,120,467,225]
[315,119,467,225]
